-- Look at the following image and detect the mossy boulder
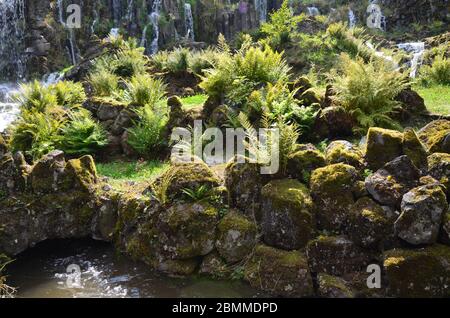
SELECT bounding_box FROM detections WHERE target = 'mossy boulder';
[325,140,364,168]
[306,236,375,276]
[225,159,267,218]
[156,162,220,201]
[30,150,66,194]
[64,155,98,192]
[418,119,450,154]
[96,101,125,121]
[156,202,218,260]
[199,251,231,279]
[384,245,450,297]
[287,149,326,182]
[365,127,404,170]
[310,163,359,231]
[0,152,27,195]
[244,245,314,297]
[314,106,354,138]
[395,184,448,245]
[260,179,315,250]
[216,211,258,263]
[365,155,420,208]
[428,152,450,197]
[157,258,200,276]
[402,128,428,171]
[317,273,354,298]
[347,197,393,249]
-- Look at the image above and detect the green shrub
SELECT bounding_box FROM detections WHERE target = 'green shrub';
[51,81,86,108]
[123,74,166,106]
[165,47,190,73]
[59,109,108,155]
[419,54,450,86]
[127,103,169,156]
[330,54,409,134]
[13,80,57,112]
[88,67,119,97]
[10,108,66,159]
[113,46,148,78]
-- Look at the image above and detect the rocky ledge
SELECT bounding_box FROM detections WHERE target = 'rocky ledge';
[1,119,450,298]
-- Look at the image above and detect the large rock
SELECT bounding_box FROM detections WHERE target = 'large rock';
[310,163,359,231]
[325,140,364,168]
[0,152,29,195]
[156,202,218,260]
[365,156,420,207]
[30,150,66,194]
[225,160,267,218]
[347,197,393,249]
[395,184,448,245]
[306,236,375,276]
[287,149,326,182]
[96,102,125,121]
[365,127,404,170]
[314,106,354,138]
[215,211,258,263]
[155,162,220,201]
[428,152,450,196]
[384,245,450,297]
[402,128,428,171]
[317,273,354,298]
[440,213,450,245]
[395,87,427,115]
[260,179,315,250]
[418,120,450,154]
[244,245,314,297]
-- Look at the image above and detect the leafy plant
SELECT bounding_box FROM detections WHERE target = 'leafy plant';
[127,103,169,156]
[59,109,108,155]
[122,74,166,106]
[182,185,215,203]
[13,80,57,112]
[149,168,176,205]
[113,45,148,78]
[88,67,119,97]
[330,54,409,134]
[51,81,86,108]
[419,54,450,86]
[10,108,66,159]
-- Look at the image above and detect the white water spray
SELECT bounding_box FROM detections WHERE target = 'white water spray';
[184,3,195,40]
[397,42,425,78]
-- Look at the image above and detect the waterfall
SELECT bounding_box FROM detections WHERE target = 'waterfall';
[306,7,320,16]
[56,0,79,65]
[91,8,99,34]
[366,42,398,69]
[112,0,122,26]
[126,0,134,23]
[367,0,386,31]
[184,3,195,40]
[0,83,19,132]
[348,8,356,28]
[0,0,26,80]
[254,0,268,23]
[397,42,425,78]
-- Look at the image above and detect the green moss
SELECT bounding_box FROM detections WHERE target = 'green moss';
[365,127,404,170]
[402,128,428,169]
[217,212,257,234]
[418,120,450,153]
[317,273,354,298]
[287,150,326,181]
[384,245,450,297]
[325,141,363,168]
[310,163,358,194]
[261,179,312,210]
[66,155,97,191]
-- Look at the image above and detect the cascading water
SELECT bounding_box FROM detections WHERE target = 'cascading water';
[126,0,135,23]
[0,0,26,80]
[307,7,320,17]
[141,0,162,54]
[254,0,268,23]
[348,8,356,28]
[57,0,79,65]
[397,42,425,78]
[184,3,195,40]
[0,83,19,132]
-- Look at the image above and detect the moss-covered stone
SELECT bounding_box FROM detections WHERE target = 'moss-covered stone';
[365,127,404,170]
[199,251,231,279]
[395,184,448,245]
[260,179,315,250]
[418,119,450,154]
[225,159,267,219]
[157,258,199,276]
[325,140,364,168]
[65,155,98,191]
[244,245,314,297]
[156,202,218,260]
[216,211,257,263]
[317,273,354,298]
[306,236,375,276]
[440,213,450,246]
[310,163,359,231]
[347,197,392,249]
[384,245,450,297]
[428,152,450,197]
[155,162,220,201]
[30,150,66,194]
[287,149,326,181]
[402,128,428,170]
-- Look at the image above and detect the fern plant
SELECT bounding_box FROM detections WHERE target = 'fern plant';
[13,80,57,112]
[330,54,409,134]
[59,109,108,156]
[122,74,166,107]
[419,54,450,86]
[182,185,215,203]
[51,81,86,108]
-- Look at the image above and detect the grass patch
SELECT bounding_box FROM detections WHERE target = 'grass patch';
[415,84,450,115]
[97,160,168,183]
[180,94,208,110]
